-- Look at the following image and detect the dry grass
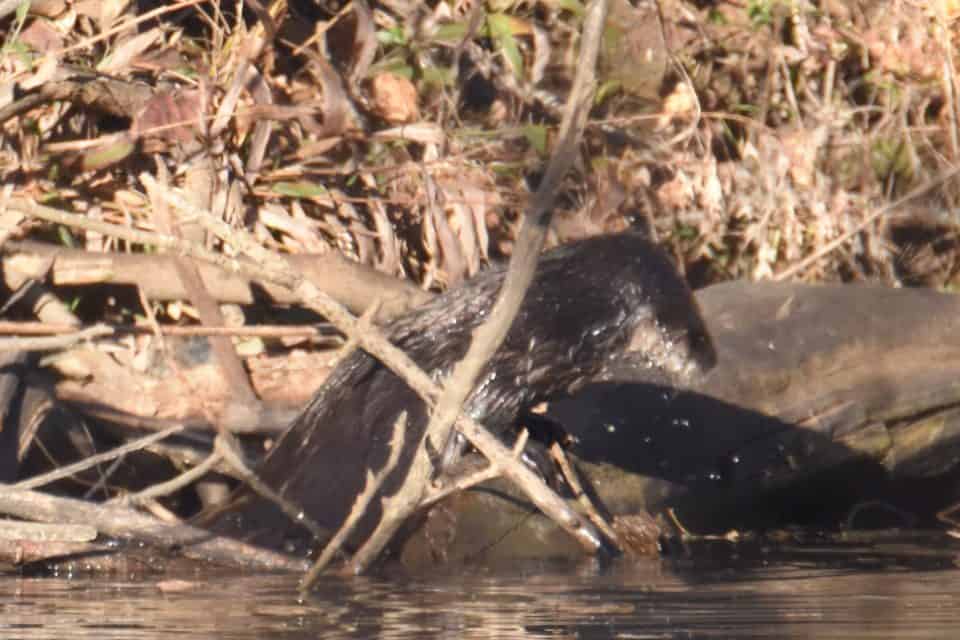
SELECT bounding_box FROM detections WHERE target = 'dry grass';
[1,1,958,292]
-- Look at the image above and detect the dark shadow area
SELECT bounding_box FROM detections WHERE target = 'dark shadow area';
[0,351,30,483]
[553,380,938,533]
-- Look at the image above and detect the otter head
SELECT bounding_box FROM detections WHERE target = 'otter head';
[624,294,716,386]
[616,237,718,387]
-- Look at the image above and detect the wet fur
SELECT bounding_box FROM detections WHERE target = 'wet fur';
[214,233,716,552]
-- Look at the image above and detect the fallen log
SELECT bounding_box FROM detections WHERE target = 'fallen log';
[397,281,960,567]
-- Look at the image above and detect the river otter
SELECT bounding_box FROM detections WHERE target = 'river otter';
[211,233,716,555]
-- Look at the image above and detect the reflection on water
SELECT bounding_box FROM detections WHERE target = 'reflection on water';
[0,535,958,639]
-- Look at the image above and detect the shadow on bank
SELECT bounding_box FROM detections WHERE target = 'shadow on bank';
[398,281,960,568]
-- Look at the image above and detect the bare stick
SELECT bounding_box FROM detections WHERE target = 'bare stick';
[7,198,425,324]
[0,320,325,338]
[0,486,306,571]
[549,441,620,547]
[0,325,114,352]
[14,424,186,490]
[421,429,529,508]
[345,433,431,573]
[119,451,223,506]
[0,521,97,543]
[4,240,430,320]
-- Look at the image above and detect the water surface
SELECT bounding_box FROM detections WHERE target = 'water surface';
[0,534,957,639]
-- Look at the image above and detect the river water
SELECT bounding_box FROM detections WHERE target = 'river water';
[0,534,957,639]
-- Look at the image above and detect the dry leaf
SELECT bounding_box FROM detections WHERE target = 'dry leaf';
[18,19,64,54]
[97,27,162,74]
[370,72,419,124]
[132,88,204,145]
[19,52,60,90]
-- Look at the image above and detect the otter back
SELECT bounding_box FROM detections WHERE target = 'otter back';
[208,233,716,555]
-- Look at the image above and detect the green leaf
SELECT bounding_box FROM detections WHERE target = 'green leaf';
[487,14,524,82]
[82,137,136,171]
[377,27,406,46]
[422,65,454,87]
[558,0,585,16]
[272,181,328,198]
[522,124,548,155]
[433,21,468,43]
[57,225,77,248]
[595,79,621,105]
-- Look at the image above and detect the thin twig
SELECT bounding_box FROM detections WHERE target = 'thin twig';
[0,324,114,352]
[421,429,529,508]
[3,239,430,319]
[14,424,186,490]
[774,167,960,280]
[549,441,620,547]
[119,451,223,506]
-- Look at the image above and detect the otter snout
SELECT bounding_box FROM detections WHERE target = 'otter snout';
[626,300,717,386]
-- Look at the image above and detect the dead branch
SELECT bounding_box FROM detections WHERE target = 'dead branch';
[0,325,114,352]
[550,441,620,547]
[421,429,529,508]
[0,521,97,542]
[3,240,431,322]
[0,487,306,571]
[0,320,325,339]
[58,375,300,436]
